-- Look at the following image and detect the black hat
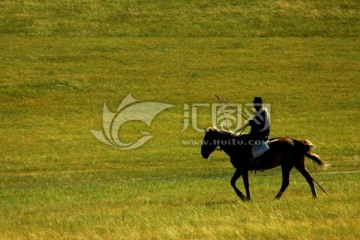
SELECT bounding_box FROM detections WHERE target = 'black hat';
[253,97,263,103]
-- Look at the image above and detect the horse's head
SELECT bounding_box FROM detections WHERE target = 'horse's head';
[201,127,246,159]
[201,127,219,159]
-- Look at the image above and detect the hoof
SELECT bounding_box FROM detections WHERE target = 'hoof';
[239,195,246,201]
[239,195,251,202]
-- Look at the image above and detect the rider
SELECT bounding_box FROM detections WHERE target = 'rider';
[248,97,270,142]
[245,97,270,160]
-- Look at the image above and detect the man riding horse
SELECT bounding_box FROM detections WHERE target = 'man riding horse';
[201,96,327,200]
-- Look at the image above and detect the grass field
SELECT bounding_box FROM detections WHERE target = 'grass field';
[1,0,360,239]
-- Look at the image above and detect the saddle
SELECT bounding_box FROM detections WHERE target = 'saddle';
[251,140,270,158]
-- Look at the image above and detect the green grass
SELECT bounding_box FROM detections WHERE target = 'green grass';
[1,0,359,37]
[0,0,360,239]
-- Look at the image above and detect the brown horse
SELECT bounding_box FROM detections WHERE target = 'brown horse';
[201,127,327,201]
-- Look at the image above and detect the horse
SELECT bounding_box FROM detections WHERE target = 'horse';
[201,127,327,201]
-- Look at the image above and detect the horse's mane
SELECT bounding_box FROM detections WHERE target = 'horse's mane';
[208,127,247,140]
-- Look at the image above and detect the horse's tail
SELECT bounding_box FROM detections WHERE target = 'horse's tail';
[295,139,326,168]
[294,139,329,195]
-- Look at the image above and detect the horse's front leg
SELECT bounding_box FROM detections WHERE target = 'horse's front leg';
[242,170,251,201]
[231,169,246,201]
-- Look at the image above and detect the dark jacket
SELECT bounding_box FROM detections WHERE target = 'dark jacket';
[249,107,270,140]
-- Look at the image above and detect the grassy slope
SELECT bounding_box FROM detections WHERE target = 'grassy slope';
[1,0,359,37]
[0,0,359,239]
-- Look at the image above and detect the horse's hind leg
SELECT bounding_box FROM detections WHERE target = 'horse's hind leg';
[295,166,317,198]
[275,166,292,200]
